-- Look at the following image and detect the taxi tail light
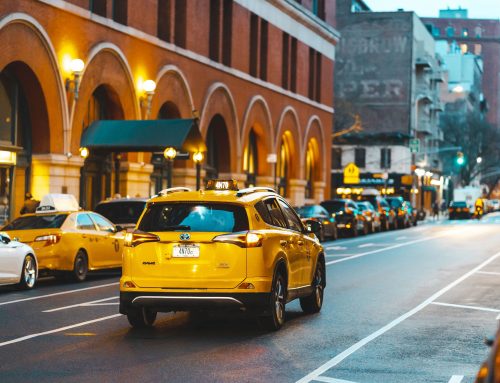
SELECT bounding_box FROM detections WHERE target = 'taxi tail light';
[213,231,263,248]
[34,234,61,245]
[124,231,160,247]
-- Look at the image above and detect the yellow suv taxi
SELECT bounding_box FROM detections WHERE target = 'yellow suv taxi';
[120,180,326,330]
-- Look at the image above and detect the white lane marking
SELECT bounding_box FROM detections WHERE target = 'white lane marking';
[357,243,374,248]
[0,314,122,348]
[43,296,118,313]
[0,282,119,307]
[431,302,500,313]
[476,271,500,276]
[358,243,392,248]
[313,377,357,383]
[326,254,356,258]
[448,376,464,383]
[296,250,500,383]
[326,246,347,251]
[325,235,442,266]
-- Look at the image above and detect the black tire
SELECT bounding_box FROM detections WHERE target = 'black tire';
[127,307,157,328]
[258,269,286,331]
[70,250,88,282]
[351,221,358,237]
[300,259,325,314]
[17,254,36,290]
[318,227,325,242]
[332,225,338,241]
[362,222,369,236]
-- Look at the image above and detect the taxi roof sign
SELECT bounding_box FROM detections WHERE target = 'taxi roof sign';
[36,194,80,213]
[205,179,239,191]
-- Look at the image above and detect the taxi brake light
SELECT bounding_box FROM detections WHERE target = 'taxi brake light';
[213,231,263,248]
[34,234,61,245]
[124,231,160,247]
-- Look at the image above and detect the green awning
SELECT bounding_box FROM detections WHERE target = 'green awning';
[80,119,206,152]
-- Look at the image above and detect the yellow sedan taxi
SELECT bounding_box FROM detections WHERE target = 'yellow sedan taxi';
[120,180,326,330]
[2,194,124,282]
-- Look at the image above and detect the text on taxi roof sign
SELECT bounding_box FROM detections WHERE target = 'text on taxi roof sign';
[205,179,239,191]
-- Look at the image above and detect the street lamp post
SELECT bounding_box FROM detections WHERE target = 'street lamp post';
[79,147,89,208]
[193,152,204,190]
[164,147,177,188]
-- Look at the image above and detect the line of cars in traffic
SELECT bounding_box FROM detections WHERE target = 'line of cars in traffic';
[296,193,417,242]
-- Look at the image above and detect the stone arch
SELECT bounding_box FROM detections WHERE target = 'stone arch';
[0,13,67,153]
[303,116,326,182]
[71,42,139,152]
[241,95,274,177]
[152,65,194,119]
[199,82,239,171]
[275,106,302,180]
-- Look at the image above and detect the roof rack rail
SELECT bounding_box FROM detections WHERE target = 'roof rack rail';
[236,187,277,197]
[157,187,192,197]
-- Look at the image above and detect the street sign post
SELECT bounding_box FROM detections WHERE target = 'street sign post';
[409,138,420,153]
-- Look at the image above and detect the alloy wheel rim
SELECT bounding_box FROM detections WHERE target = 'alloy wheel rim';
[24,257,36,287]
[315,267,323,306]
[274,278,284,323]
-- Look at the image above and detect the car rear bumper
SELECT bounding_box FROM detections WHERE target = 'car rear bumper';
[120,291,271,314]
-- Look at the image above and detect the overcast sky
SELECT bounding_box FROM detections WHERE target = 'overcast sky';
[364,0,500,20]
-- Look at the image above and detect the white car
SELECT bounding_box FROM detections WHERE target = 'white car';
[0,233,37,289]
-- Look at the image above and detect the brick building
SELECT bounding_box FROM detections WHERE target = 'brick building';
[0,0,338,220]
[422,10,500,127]
[333,0,444,208]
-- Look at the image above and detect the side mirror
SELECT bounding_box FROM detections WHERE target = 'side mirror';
[0,234,11,244]
[304,219,321,235]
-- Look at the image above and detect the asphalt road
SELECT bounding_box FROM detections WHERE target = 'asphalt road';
[1,216,500,383]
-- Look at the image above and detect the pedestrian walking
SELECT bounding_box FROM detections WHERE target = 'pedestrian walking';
[20,192,40,215]
[432,201,439,220]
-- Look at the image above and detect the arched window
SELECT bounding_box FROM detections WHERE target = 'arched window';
[243,128,258,187]
[305,141,315,199]
[277,137,290,197]
[205,115,230,181]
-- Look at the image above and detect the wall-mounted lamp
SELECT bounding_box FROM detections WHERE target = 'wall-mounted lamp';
[164,147,177,188]
[140,79,156,119]
[79,147,89,159]
[65,58,85,100]
[193,151,204,191]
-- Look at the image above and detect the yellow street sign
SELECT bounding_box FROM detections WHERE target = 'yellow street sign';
[343,162,360,184]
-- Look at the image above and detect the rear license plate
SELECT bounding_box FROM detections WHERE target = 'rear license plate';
[173,244,200,258]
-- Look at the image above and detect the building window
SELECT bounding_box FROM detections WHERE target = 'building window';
[259,19,268,81]
[157,0,171,42]
[312,0,326,20]
[290,38,297,93]
[282,33,290,90]
[90,0,106,17]
[433,27,440,37]
[332,147,342,169]
[315,51,322,102]
[462,28,469,37]
[174,0,187,48]
[354,148,366,168]
[475,44,482,55]
[475,26,482,37]
[222,0,233,66]
[380,148,391,169]
[112,0,128,25]
[209,0,221,61]
[446,26,455,37]
[308,49,322,102]
[249,13,258,77]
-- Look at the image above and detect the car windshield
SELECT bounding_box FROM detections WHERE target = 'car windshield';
[138,203,249,232]
[295,206,315,217]
[451,201,467,207]
[321,201,345,213]
[95,201,146,224]
[387,198,403,208]
[2,214,68,230]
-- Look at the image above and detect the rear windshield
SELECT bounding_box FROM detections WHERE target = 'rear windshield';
[95,201,146,224]
[386,198,403,208]
[2,214,68,230]
[451,201,467,207]
[321,201,345,213]
[295,206,315,217]
[138,203,249,233]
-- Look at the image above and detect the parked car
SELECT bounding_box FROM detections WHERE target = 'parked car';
[0,232,37,289]
[321,199,367,236]
[295,205,338,242]
[448,201,472,219]
[358,194,394,231]
[94,197,147,230]
[403,201,418,226]
[2,194,125,282]
[385,196,411,229]
[356,201,381,233]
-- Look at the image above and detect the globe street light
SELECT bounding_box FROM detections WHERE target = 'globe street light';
[193,151,204,191]
[164,147,177,188]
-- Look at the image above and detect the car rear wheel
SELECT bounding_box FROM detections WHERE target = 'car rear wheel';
[18,255,36,290]
[258,270,286,331]
[300,260,325,314]
[332,225,338,241]
[127,307,157,328]
[318,227,325,242]
[351,221,358,237]
[70,250,88,282]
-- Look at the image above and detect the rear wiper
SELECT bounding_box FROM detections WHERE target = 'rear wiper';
[162,225,191,231]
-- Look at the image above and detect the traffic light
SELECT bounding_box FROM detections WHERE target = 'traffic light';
[456,151,465,166]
